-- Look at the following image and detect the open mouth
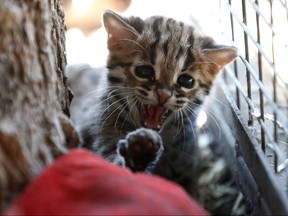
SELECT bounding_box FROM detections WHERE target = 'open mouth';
[138,103,171,130]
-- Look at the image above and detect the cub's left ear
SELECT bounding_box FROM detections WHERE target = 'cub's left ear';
[203,46,238,75]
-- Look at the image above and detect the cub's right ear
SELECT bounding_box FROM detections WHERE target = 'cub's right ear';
[102,10,139,41]
[203,46,238,75]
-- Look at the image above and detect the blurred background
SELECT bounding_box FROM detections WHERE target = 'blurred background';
[63,0,221,67]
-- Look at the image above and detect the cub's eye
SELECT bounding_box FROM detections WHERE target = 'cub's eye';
[177,74,195,89]
[135,65,155,80]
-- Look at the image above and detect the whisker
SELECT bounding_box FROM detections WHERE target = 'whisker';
[173,111,181,138]
[114,95,137,134]
[119,96,139,132]
[187,100,224,141]
[89,91,133,110]
[176,110,183,138]
[128,97,139,128]
[180,110,186,155]
[100,94,134,131]
[84,85,136,95]
[202,108,224,141]
[81,87,117,101]
[183,107,198,139]
[205,94,231,110]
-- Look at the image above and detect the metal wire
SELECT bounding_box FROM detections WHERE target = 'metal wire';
[255,0,266,151]
[220,0,288,191]
[224,0,288,90]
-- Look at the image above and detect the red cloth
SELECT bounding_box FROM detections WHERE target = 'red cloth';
[5,149,207,215]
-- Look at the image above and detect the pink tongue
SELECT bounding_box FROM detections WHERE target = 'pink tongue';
[145,106,165,129]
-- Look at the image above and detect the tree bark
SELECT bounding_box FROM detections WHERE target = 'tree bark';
[0,0,79,210]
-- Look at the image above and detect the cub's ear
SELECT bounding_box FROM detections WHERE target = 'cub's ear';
[203,46,238,75]
[102,10,139,41]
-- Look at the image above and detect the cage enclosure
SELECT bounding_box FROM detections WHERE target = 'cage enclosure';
[203,0,288,214]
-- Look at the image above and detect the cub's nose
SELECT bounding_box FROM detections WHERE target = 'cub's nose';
[156,89,172,105]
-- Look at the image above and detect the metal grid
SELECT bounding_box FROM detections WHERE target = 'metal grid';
[216,0,288,212]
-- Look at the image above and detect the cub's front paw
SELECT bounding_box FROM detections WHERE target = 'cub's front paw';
[117,128,164,172]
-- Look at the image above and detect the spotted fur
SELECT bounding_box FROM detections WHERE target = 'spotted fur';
[73,10,237,194]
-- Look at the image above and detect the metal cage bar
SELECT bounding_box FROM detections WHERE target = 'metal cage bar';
[221,0,288,172]
[208,0,288,214]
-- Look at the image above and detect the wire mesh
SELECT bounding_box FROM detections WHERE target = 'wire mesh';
[219,0,288,193]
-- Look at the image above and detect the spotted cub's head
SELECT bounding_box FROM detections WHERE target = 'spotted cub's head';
[103,10,237,130]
